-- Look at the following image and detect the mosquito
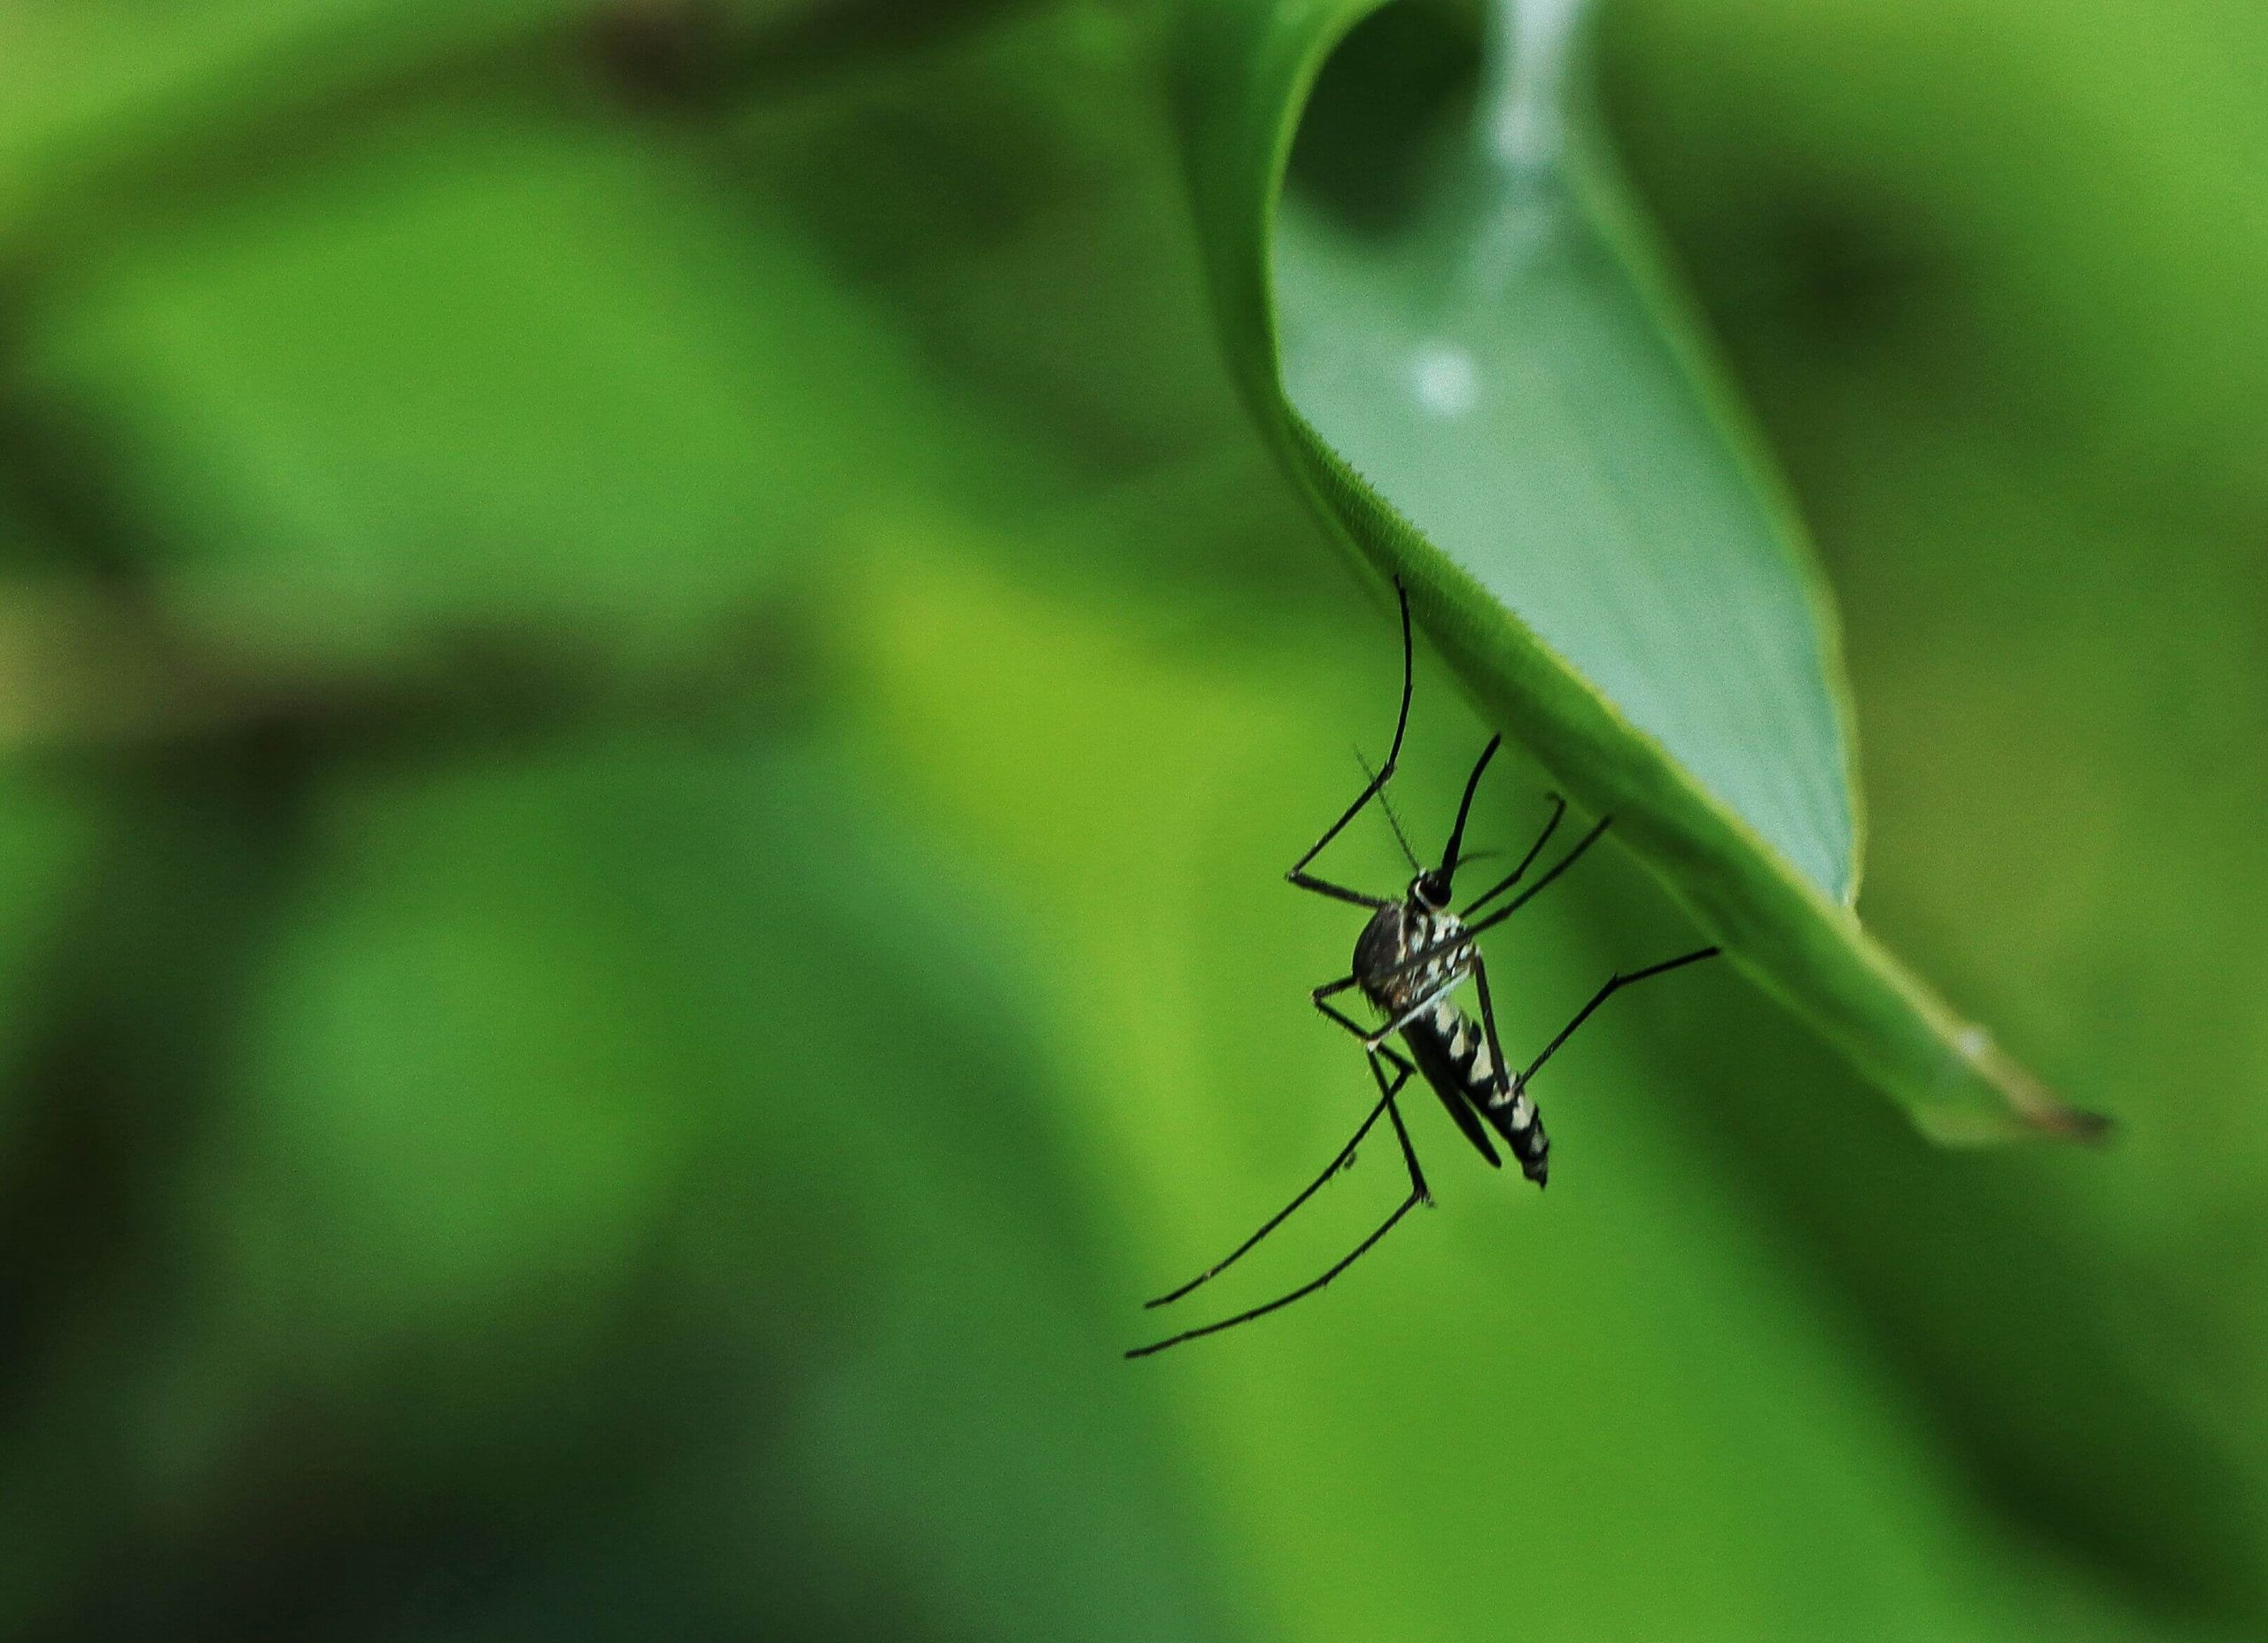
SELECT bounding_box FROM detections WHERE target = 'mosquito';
[1127,580,1720,1360]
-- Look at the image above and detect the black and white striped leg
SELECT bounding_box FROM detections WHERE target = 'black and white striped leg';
[1285,583,1414,911]
[1126,1051,1430,1360]
[1141,1045,1414,1311]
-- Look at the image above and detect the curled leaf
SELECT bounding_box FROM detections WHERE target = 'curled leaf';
[1170,0,2104,1141]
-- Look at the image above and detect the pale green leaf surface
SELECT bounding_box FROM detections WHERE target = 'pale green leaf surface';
[1277,0,1852,899]
[1171,0,2102,1141]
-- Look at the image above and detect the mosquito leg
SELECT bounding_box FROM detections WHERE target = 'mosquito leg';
[1353,812,1611,1011]
[1515,947,1722,1091]
[1378,1051,1433,1205]
[1362,980,1462,1050]
[1460,794,1566,917]
[1355,818,1612,1007]
[1129,1053,1430,1359]
[1286,583,1415,910]
[1319,984,1456,1067]
[1142,1055,1412,1310]
[1463,813,1610,936]
[1319,968,1466,1063]
[1127,1201,1421,1359]
[1468,956,1513,1102]
[1312,992,1374,1043]
[1317,980,1452,1052]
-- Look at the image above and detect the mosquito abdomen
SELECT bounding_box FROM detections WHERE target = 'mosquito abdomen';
[1484,1081,1550,1187]
[1402,1001,1550,1188]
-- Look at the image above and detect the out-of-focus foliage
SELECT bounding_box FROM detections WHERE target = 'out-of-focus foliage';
[0,2,2262,1640]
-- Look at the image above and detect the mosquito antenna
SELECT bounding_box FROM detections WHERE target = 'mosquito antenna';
[1355,749,1422,872]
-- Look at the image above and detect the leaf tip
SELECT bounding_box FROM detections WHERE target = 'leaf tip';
[1954,1024,2113,1144]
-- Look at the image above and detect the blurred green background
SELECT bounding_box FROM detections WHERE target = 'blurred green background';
[3,1,2263,1639]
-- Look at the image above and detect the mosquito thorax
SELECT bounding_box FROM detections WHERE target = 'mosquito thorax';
[1353,898,1470,1012]
[1351,904,1409,1005]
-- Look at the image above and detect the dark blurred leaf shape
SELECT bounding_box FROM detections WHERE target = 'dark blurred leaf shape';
[1169,0,2101,1143]
[0,730,1242,1640]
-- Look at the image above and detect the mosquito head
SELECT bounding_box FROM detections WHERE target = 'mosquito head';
[1410,871,1451,912]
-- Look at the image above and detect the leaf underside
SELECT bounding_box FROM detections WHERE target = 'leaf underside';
[1172,0,2105,1143]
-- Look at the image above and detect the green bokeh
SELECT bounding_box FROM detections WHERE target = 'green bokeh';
[1,2,2262,1639]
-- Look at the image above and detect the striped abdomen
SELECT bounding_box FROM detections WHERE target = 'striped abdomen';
[1402,999,1550,1187]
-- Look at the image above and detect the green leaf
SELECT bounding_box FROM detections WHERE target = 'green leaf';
[1169,0,2102,1142]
